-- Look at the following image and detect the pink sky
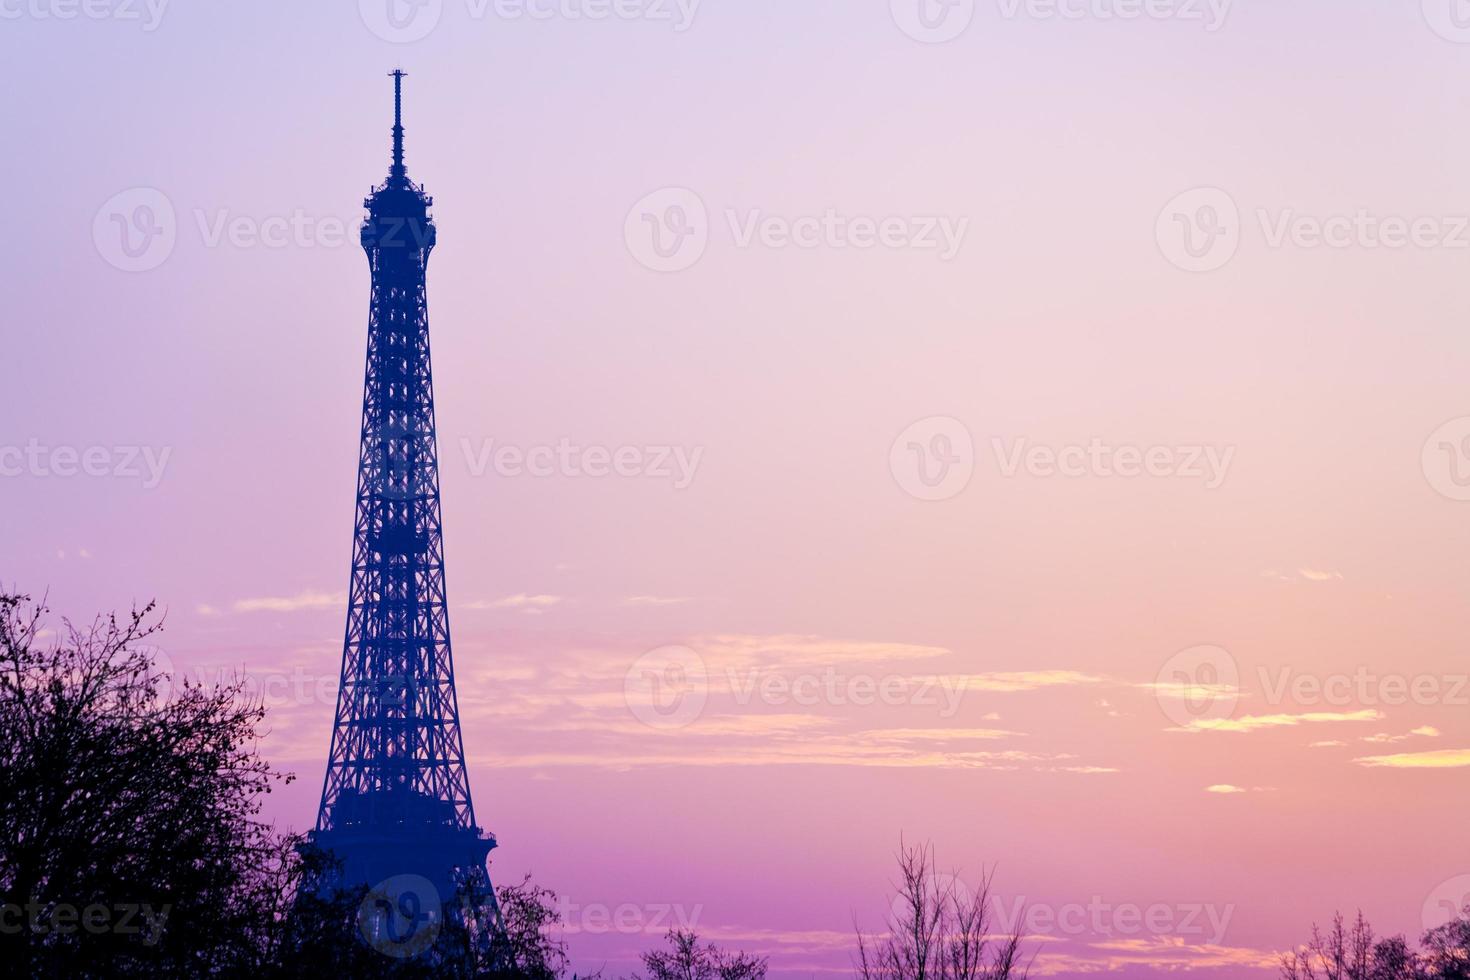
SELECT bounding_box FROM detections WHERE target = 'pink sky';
[6,1,1470,975]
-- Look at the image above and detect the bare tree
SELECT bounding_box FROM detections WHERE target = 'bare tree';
[1419,910,1470,980]
[1280,912,1377,980]
[481,874,574,980]
[638,929,767,980]
[855,841,1027,980]
[1280,906,1470,980]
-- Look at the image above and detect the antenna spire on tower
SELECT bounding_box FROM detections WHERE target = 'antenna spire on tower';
[390,69,407,178]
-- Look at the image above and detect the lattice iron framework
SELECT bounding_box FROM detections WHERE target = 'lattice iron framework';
[311,72,500,939]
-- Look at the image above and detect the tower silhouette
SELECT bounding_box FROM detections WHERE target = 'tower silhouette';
[310,71,501,946]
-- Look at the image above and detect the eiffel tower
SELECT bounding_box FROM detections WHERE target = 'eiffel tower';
[309,70,501,954]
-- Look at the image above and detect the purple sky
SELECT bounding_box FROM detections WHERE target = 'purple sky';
[7,1,1470,975]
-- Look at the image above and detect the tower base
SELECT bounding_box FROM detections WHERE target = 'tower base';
[304,788,504,961]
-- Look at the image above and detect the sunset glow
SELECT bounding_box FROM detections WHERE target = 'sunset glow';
[7,2,1470,976]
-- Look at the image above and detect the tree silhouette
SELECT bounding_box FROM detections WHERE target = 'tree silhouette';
[1417,912,1470,979]
[0,592,287,977]
[637,929,767,980]
[1281,907,1470,980]
[0,591,762,978]
[854,840,1028,980]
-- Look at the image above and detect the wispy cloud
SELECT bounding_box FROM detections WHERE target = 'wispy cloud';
[1171,709,1383,734]
[857,727,1020,742]
[1146,679,1241,702]
[696,633,951,669]
[1262,568,1344,583]
[621,595,694,607]
[478,741,1096,772]
[466,594,564,613]
[232,590,345,613]
[1056,765,1121,774]
[1362,726,1441,744]
[1053,937,1282,973]
[1205,784,1271,794]
[441,632,1116,775]
[937,670,1105,693]
[1354,748,1470,769]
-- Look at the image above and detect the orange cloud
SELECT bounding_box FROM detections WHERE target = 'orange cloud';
[1354,748,1470,769]
[1172,709,1382,733]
